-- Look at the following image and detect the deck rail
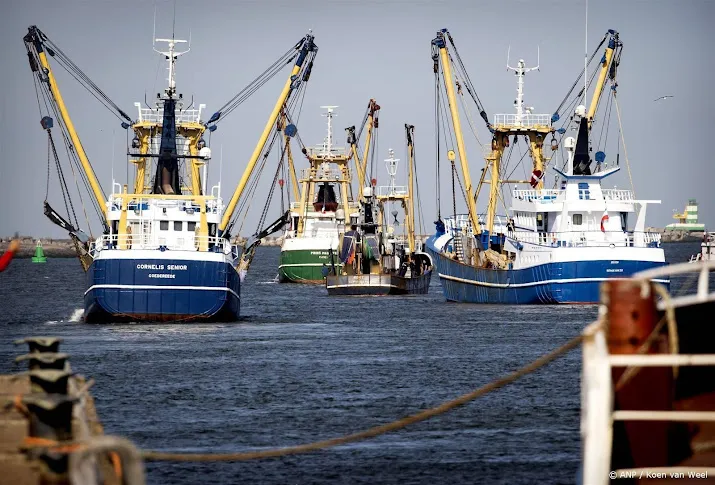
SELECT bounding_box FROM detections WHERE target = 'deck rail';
[299,166,349,182]
[90,234,233,255]
[376,185,408,197]
[135,102,205,124]
[492,113,551,129]
[513,189,564,202]
[512,229,661,248]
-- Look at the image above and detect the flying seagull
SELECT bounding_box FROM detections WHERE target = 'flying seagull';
[654,95,674,101]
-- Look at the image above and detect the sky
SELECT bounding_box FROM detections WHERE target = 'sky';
[1,0,713,238]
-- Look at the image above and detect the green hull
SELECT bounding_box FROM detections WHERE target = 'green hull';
[279,248,341,283]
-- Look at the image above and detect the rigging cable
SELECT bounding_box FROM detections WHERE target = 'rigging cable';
[454,74,485,148]
[33,70,102,234]
[437,78,468,213]
[612,90,635,197]
[30,31,132,123]
[552,33,608,117]
[411,132,425,236]
[445,32,490,129]
[208,44,311,125]
[434,68,441,220]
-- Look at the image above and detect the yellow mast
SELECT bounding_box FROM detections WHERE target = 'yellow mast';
[219,33,317,235]
[405,124,416,253]
[484,138,505,234]
[433,31,481,234]
[360,100,380,189]
[29,32,107,222]
[285,134,300,202]
[130,131,152,194]
[346,99,380,196]
[277,111,300,199]
[587,31,619,128]
[347,126,365,191]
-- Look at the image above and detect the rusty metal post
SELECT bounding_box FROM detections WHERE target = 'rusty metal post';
[602,279,688,470]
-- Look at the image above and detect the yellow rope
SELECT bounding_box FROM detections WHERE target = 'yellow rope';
[613,94,636,198]
[141,334,582,462]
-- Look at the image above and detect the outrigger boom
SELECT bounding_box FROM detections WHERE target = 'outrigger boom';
[219,32,318,238]
[24,26,111,225]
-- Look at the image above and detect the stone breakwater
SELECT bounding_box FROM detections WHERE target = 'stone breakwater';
[650,229,705,243]
[0,237,78,258]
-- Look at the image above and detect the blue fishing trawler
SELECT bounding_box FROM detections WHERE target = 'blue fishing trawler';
[24,25,317,321]
[427,29,667,304]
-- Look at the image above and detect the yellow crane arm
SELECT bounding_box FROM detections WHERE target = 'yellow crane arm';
[346,99,380,195]
[360,100,380,188]
[219,33,317,235]
[25,27,108,223]
[405,124,416,254]
[431,30,481,234]
[587,30,620,127]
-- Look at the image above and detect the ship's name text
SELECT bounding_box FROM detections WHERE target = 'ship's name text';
[136,264,188,271]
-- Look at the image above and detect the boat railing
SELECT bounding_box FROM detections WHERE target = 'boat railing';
[107,195,224,215]
[134,102,205,124]
[512,230,661,248]
[602,189,635,201]
[492,113,551,129]
[444,214,473,237]
[513,189,564,202]
[580,260,715,483]
[90,234,233,255]
[376,186,408,197]
[305,146,347,158]
[442,214,509,238]
[300,167,348,182]
[512,188,636,203]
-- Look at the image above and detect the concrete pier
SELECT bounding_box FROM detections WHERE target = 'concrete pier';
[0,337,129,485]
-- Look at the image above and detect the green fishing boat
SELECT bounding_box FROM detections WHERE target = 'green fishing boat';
[279,103,379,283]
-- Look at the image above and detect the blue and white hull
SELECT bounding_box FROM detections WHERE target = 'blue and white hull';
[426,235,668,304]
[84,249,240,323]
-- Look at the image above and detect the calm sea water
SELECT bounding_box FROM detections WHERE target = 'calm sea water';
[0,243,702,484]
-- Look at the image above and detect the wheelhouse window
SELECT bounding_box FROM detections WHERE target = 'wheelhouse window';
[187,222,196,232]
[174,221,183,231]
[160,221,169,230]
[572,214,583,226]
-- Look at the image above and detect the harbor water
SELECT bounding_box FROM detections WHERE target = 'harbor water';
[0,243,702,484]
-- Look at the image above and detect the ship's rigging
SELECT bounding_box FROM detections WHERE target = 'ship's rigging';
[24,25,319,275]
[432,28,627,253]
